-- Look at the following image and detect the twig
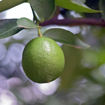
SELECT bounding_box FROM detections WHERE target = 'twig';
[40,18,105,27]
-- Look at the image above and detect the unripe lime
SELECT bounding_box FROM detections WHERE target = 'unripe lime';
[22,37,65,83]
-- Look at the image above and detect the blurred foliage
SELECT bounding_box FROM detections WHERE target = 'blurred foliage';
[59,45,83,90]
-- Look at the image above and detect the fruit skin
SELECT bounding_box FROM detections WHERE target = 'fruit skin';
[22,37,65,83]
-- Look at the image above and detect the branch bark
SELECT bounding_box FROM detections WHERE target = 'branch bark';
[40,18,105,27]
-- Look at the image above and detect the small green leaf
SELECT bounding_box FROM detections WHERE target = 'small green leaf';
[71,0,86,5]
[29,0,55,22]
[99,0,105,20]
[43,28,90,49]
[55,0,101,13]
[17,18,37,29]
[43,28,76,44]
[0,0,26,12]
[0,19,22,39]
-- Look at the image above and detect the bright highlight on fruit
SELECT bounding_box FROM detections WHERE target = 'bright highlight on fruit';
[22,37,65,83]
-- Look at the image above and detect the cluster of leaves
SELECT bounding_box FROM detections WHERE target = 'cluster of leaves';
[0,0,104,48]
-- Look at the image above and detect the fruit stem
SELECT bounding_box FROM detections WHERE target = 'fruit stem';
[38,26,43,37]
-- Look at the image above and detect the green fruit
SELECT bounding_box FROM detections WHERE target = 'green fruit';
[22,37,65,83]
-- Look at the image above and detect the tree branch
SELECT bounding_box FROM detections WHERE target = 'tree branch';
[40,18,105,27]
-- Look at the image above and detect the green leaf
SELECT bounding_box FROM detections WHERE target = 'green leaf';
[71,0,86,5]
[0,0,26,12]
[91,65,105,85]
[76,39,90,49]
[43,28,76,44]
[43,28,90,49]
[0,19,22,39]
[29,0,55,22]
[55,0,101,13]
[17,18,37,29]
[99,0,105,20]
[59,45,83,90]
